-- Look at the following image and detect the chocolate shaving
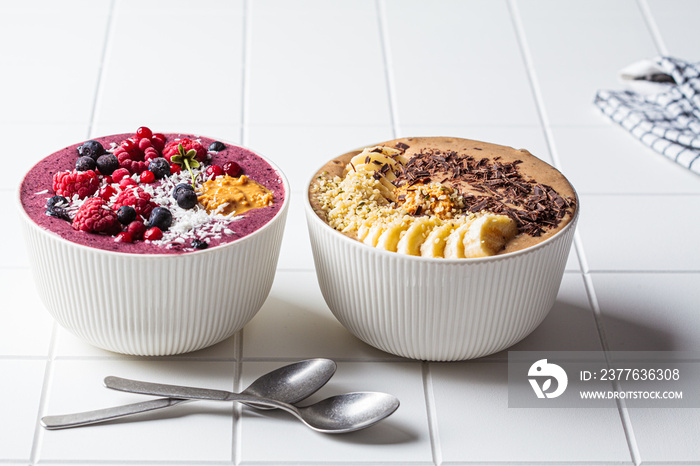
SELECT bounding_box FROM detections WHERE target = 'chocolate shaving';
[392,148,576,236]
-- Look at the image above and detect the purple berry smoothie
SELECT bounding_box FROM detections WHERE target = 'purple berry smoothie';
[19,132,286,254]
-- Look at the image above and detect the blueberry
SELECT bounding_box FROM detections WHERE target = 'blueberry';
[148,157,171,179]
[77,140,105,160]
[96,154,119,176]
[176,189,198,209]
[46,195,68,209]
[172,183,195,199]
[208,141,225,152]
[76,156,96,172]
[45,206,71,221]
[148,207,172,231]
[116,205,137,225]
[191,239,208,250]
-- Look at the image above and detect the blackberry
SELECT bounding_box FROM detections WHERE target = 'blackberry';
[176,189,198,209]
[116,205,137,225]
[208,141,226,152]
[76,156,96,172]
[77,140,105,160]
[191,239,208,250]
[96,153,119,176]
[172,183,195,199]
[147,206,172,231]
[148,157,171,179]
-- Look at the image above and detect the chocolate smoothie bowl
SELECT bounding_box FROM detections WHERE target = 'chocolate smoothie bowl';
[18,127,289,355]
[305,137,578,361]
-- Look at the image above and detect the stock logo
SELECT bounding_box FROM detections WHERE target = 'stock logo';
[528,359,568,399]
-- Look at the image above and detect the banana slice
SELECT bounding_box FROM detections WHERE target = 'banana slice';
[375,220,410,252]
[443,222,472,259]
[396,217,436,256]
[462,214,518,258]
[363,224,386,247]
[420,221,458,258]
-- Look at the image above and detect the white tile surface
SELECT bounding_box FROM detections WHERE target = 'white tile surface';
[592,272,700,351]
[577,194,700,271]
[515,0,659,127]
[39,359,237,462]
[0,359,46,462]
[242,270,399,359]
[385,0,540,127]
[645,0,700,59]
[0,268,54,356]
[430,361,631,463]
[247,0,391,126]
[2,0,699,464]
[552,126,700,195]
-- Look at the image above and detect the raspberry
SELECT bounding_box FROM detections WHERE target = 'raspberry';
[53,170,99,199]
[111,168,131,183]
[99,185,117,201]
[119,177,137,189]
[72,197,120,235]
[162,138,206,163]
[114,129,164,174]
[113,187,156,219]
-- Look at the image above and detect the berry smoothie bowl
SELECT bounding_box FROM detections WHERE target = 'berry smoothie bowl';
[17,127,289,355]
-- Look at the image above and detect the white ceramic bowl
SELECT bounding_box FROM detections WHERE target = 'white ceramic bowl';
[18,149,289,356]
[305,168,578,362]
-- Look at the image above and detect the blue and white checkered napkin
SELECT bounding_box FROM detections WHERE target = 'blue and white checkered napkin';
[594,56,700,175]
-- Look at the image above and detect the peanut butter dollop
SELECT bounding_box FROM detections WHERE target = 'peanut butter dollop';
[198,175,273,216]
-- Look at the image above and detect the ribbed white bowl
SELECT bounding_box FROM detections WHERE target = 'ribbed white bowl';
[305,180,578,361]
[17,154,289,356]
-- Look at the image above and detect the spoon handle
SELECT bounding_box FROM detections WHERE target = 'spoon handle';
[41,398,189,430]
[104,376,290,410]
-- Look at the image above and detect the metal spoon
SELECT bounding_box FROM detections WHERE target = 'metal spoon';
[105,376,400,434]
[41,358,336,430]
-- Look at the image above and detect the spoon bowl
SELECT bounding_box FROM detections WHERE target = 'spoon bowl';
[104,376,400,434]
[41,358,336,430]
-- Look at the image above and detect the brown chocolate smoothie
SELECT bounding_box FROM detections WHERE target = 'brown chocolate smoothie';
[309,137,576,257]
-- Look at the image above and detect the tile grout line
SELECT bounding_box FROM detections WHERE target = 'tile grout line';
[28,322,60,465]
[239,0,252,147]
[636,0,669,56]
[376,0,399,139]
[86,0,117,138]
[507,1,643,463]
[233,2,250,463]
[422,362,442,466]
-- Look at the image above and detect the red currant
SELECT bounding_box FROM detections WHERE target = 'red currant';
[120,177,137,189]
[127,220,146,240]
[170,163,182,175]
[103,175,113,184]
[99,185,117,201]
[114,232,133,243]
[140,170,156,184]
[206,164,223,179]
[136,126,153,140]
[144,226,163,241]
[112,168,131,183]
[222,161,242,177]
